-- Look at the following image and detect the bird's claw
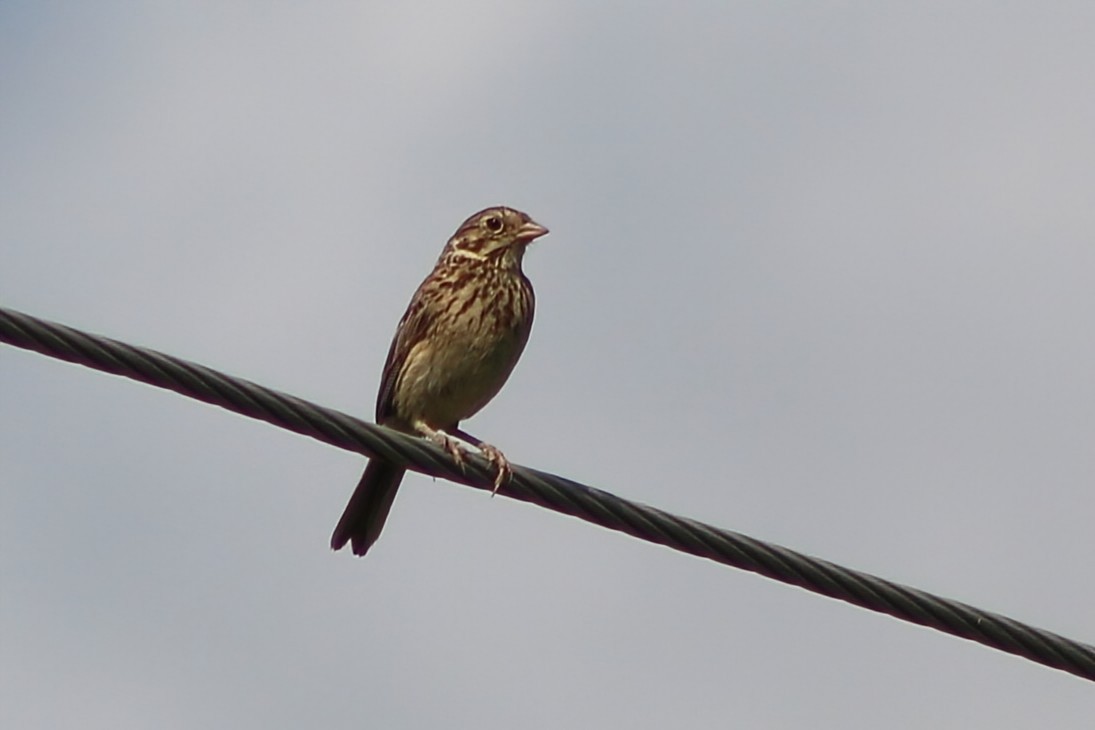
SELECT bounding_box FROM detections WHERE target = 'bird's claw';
[478,442,512,495]
[430,431,469,470]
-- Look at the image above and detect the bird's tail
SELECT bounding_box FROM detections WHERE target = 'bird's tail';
[330,459,406,556]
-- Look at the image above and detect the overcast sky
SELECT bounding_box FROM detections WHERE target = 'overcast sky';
[2,3,1093,728]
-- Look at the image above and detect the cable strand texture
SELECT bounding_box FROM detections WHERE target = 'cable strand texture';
[2,304,1092,682]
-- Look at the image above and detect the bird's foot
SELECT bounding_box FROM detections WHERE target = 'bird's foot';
[477,442,512,495]
[428,430,470,471]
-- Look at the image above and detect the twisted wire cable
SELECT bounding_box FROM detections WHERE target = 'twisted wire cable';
[2,304,1093,682]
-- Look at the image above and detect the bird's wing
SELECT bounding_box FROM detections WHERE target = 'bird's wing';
[375,281,432,422]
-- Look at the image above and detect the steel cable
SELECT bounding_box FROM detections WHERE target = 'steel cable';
[2,304,1092,682]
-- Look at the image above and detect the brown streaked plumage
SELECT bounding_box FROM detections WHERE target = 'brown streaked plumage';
[331,206,549,556]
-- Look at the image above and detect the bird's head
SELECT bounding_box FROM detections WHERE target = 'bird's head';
[442,206,549,270]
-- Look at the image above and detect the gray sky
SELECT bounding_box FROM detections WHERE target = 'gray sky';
[2,3,1093,727]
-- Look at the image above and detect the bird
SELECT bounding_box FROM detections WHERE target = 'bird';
[330,206,549,556]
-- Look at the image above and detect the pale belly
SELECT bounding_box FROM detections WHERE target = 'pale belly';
[393,327,527,428]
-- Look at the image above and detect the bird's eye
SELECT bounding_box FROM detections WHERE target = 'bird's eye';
[483,215,504,232]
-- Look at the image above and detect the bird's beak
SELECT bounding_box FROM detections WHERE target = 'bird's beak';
[516,220,549,243]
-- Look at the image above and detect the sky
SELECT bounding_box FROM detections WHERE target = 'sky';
[2,3,1093,728]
